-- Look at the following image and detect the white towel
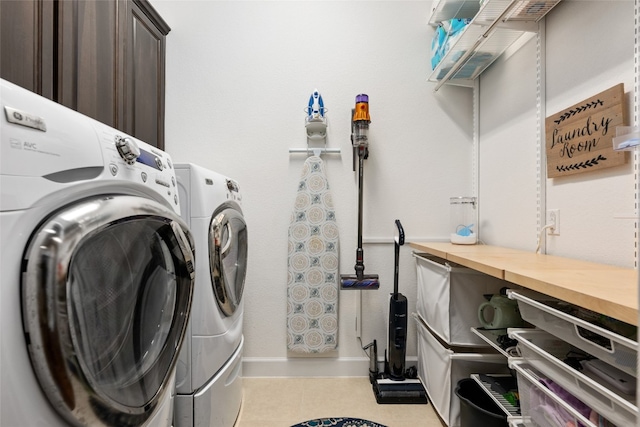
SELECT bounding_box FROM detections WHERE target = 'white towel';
[287,156,339,353]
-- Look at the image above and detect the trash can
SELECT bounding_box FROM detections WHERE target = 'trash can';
[455,378,507,427]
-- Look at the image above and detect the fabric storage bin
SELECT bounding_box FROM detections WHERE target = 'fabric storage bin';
[414,253,510,346]
[508,290,637,377]
[510,361,616,427]
[509,329,637,427]
[416,316,509,427]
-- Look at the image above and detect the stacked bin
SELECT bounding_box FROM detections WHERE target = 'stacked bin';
[507,290,638,427]
[414,253,513,426]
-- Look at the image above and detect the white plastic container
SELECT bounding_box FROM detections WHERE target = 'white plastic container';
[509,329,637,427]
[612,126,640,150]
[416,316,509,427]
[511,361,612,427]
[414,253,509,346]
[450,196,477,244]
[508,289,637,377]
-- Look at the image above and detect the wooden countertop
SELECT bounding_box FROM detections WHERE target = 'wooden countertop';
[409,241,638,326]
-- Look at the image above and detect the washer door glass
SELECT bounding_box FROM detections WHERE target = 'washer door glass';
[70,219,180,405]
[22,195,195,426]
[210,203,248,317]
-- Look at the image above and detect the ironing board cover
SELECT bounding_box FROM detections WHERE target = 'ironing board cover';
[287,156,339,353]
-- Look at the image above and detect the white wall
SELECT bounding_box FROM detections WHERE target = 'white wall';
[479,35,539,250]
[544,0,636,265]
[479,0,637,267]
[153,0,637,377]
[151,1,474,376]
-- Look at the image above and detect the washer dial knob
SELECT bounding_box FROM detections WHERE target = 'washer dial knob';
[115,136,140,165]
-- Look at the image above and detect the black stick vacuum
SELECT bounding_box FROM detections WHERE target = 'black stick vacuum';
[387,219,408,380]
[372,219,428,404]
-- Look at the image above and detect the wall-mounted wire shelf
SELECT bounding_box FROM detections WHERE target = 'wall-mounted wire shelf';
[428,0,562,91]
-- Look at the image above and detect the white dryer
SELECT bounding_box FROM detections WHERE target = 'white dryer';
[173,163,247,427]
[0,79,195,427]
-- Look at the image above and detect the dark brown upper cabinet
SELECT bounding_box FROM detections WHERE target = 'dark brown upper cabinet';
[1,0,170,150]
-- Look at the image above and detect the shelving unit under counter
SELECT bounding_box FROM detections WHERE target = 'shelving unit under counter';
[427,0,562,90]
[409,241,638,326]
[411,242,639,426]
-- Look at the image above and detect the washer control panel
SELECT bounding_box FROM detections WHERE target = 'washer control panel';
[96,123,181,214]
[115,136,140,165]
[0,78,181,213]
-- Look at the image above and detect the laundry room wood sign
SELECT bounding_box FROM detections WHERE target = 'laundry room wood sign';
[545,83,627,178]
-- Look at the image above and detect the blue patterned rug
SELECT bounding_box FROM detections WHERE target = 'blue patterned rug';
[291,418,387,427]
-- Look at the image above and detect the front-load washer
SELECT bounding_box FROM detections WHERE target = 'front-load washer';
[0,79,196,427]
[173,163,248,427]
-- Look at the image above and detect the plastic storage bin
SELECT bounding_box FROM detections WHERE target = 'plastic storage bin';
[508,290,637,377]
[509,329,637,427]
[455,378,508,427]
[415,253,509,346]
[511,361,617,427]
[416,316,509,427]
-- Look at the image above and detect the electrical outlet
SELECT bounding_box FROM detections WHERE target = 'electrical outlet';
[547,209,560,235]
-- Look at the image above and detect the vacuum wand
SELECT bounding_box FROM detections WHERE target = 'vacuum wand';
[354,146,366,280]
[341,94,379,290]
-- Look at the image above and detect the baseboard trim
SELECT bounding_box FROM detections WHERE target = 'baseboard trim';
[242,356,418,378]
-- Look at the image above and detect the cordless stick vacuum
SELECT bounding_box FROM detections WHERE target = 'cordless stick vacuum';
[387,219,407,380]
[340,94,379,290]
[372,220,428,404]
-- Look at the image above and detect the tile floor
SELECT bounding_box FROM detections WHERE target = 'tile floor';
[235,377,445,427]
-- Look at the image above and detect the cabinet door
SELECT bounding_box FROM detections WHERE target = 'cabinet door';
[1,0,168,149]
[125,0,170,150]
[57,0,125,130]
[0,0,55,99]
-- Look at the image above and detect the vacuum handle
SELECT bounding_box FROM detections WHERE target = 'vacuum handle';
[393,219,404,297]
[350,109,356,172]
[395,219,405,246]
